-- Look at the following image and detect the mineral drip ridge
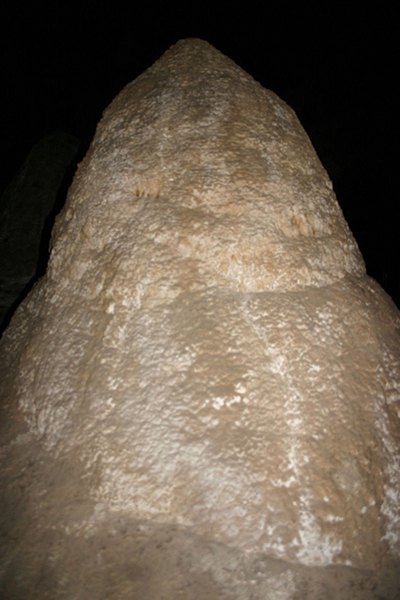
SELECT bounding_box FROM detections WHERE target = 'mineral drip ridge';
[0,38,399,598]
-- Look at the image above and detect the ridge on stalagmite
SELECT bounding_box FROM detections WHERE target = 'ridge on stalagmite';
[1,39,399,600]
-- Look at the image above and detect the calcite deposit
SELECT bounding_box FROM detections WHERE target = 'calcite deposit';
[1,39,399,599]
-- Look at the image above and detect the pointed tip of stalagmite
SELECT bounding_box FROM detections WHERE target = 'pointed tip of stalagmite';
[68,34,365,294]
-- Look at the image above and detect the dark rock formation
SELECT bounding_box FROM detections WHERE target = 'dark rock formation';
[0,131,80,331]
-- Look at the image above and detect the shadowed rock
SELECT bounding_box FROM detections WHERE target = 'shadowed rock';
[0,131,80,331]
[0,39,399,599]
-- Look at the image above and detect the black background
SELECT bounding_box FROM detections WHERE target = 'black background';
[1,2,398,305]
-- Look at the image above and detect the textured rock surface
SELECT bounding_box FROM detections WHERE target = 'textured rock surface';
[1,39,400,599]
[0,131,80,331]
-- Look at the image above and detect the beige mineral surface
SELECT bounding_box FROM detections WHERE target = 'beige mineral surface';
[1,38,399,599]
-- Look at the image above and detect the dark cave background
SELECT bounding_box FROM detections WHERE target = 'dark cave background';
[1,2,398,331]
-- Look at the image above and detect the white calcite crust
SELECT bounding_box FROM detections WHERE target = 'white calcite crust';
[1,39,399,599]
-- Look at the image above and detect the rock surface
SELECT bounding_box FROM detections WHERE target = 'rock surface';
[0,132,80,331]
[1,39,400,599]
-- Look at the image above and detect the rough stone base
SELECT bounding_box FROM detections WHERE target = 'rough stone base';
[1,515,399,600]
[0,434,399,599]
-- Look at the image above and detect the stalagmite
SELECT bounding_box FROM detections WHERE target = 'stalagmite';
[1,39,399,599]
